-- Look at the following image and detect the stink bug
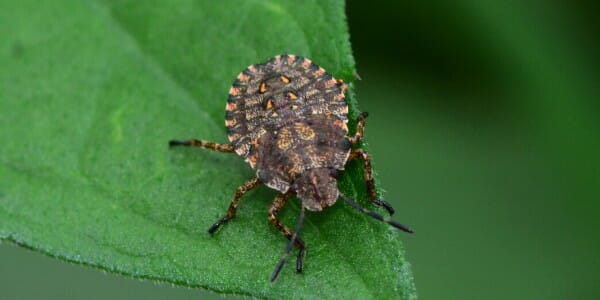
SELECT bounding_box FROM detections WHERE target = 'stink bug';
[169,54,413,281]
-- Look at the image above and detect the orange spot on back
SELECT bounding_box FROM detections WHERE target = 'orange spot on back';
[337,79,348,93]
[228,133,241,143]
[280,75,290,83]
[229,87,239,96]
[226,102,237,111]
[237,73,249,81]
[265,99,274,110]
[295,123,316,140]
[277,128,293,150]
[235,147,245,155]
[302,59,312,69]
[287,55,295,64]
[246,153,258,168]
[341,105,348,114]
[259,82,267,93]
[333,119,348,131]
[315,68,325,76]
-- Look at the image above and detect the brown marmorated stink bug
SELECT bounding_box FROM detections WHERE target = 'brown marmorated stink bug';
[169,54,413,281]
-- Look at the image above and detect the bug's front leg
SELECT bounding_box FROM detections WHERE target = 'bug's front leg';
[268,191,306,274]
[348,148,396,216]
[208,178,261,234]
[169,138,234,153]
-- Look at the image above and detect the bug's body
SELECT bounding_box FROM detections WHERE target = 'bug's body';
[169,55,412,282]
[226,55,350,211]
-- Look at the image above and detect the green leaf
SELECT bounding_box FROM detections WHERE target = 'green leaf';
[0,0,415,299]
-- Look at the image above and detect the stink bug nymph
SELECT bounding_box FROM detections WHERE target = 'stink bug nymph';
[169,55,413,281]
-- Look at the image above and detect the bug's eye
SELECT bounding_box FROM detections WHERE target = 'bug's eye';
[290,183,298,192]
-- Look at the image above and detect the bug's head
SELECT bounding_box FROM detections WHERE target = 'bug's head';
[292,168,339,211]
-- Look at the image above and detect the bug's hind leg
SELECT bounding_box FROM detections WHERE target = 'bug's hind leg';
[268,192,306,275]
[346,112,394,215]
[169,138,234,153]
[348,148,396,216]
[208,178,261,234]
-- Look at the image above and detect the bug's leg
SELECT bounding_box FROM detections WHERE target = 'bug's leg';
[271,206,306,282]
[336,79,348,94]
[169,138,234,153]
[347,112,369,145]
[268,192,306,276]
[348,148,396,216]
[340,193,413,233]
[208,178,261,234]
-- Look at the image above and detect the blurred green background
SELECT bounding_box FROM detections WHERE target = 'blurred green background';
[348,1,600,299]
[2,1,599,299]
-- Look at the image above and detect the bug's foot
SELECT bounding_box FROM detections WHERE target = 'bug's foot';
[207,216,228,234]
[168,139,186,147]
[296,248,306,273]
[373,199,395,216]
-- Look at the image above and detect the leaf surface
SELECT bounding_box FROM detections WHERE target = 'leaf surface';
[0,1,415,298]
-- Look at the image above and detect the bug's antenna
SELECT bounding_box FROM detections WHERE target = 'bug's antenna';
[340,193,414,233]
[271,206,306,282]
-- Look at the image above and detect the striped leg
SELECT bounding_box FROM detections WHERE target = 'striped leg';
[348,112,369,145]
[268,192,306,275]
[169,138,234,153]
[336,79,349,94]
[208,178,261,234]
[348,148,395,216]
[271,206,306,282]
